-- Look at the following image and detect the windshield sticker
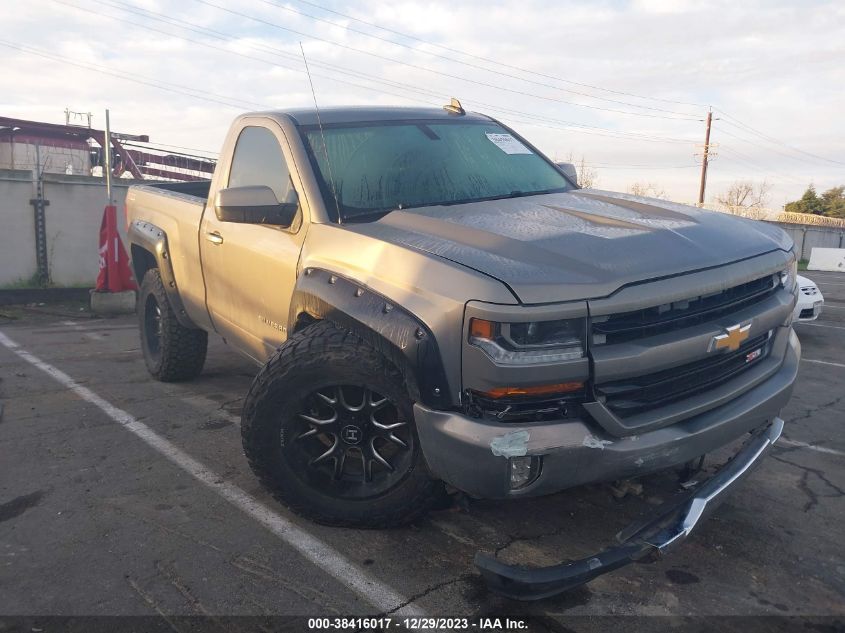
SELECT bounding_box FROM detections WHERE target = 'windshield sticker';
[485,132,532,155]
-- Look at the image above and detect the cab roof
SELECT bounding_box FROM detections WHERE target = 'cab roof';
[258,106,494,127]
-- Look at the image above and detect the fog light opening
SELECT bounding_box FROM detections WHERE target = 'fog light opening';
[509,455,541,490]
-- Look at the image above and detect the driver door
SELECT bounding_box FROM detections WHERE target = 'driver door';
[200,122,307,362]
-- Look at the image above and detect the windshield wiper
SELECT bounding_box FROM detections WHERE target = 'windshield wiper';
[341,207,402,223]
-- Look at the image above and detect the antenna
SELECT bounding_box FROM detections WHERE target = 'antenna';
[300,42,342,224]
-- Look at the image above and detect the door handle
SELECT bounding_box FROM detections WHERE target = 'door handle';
[206,231,224,245]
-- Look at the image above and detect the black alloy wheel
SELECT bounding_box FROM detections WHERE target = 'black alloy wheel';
[287,385,414,499]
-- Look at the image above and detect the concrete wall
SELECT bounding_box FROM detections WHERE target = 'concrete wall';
[0,170,38,285]
[0,169,131,287]
[768,222,845,262]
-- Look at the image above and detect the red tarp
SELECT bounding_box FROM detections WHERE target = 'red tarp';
[95,204,137,293]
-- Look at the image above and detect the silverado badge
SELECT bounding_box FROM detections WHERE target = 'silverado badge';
[710,322,752,353]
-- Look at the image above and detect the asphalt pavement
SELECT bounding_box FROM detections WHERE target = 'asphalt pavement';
[0,271,843,629]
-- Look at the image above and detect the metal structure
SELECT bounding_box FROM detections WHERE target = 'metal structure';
[0,116,216,181]
[29,145,50,285]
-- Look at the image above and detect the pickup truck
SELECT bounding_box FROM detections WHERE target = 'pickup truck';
[126,103,800,600]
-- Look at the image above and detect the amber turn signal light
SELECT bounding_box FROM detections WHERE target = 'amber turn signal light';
[480,382,584,399]
[469,318,495,340]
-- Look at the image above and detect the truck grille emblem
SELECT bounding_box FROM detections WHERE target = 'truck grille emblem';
[710,322,752,353]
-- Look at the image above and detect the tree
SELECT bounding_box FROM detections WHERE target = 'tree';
[715,180,772,213]
[784,185,824,215]
[564,153,598,188]
[820,186,845,218]
[627,182,666,199]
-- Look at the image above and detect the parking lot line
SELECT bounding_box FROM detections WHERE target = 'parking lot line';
[795,322,845,331]
[0,329,423,617]
[779,438,845,457]
[801,358,845,369]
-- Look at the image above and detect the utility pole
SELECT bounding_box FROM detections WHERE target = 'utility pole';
[697,109,713,206]
[103,109,113,204]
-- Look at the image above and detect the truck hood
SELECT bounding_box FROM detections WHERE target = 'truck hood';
[342,189,792,304]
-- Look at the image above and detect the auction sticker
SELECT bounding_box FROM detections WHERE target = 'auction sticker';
[485,132,532,155]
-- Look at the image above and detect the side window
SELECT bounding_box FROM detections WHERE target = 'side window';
[228,126,295,203]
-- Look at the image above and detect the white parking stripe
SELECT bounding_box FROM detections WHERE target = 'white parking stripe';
[801,358,845,369]
[780,438,845,457]
[795,322,845,331]
[0,330,423,617]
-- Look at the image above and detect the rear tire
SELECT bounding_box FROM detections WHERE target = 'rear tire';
[241,320,442,527]
[138,268,207,382]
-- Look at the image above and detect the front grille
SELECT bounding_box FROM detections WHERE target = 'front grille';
[596,332,772,418]
[799,308,815,319]
[592,274,779,345]
[800,286,820,297]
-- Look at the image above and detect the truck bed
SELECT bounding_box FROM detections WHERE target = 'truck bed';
[143,180,211,201]
[126,180,210,327]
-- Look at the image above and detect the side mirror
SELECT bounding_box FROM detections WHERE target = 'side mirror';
[214,185,299,227]
[555,162,579,186]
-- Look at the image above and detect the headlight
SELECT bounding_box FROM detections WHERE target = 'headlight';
[468,317,585,364]
[779,257,798,294]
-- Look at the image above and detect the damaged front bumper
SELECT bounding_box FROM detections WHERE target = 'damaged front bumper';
[474,417,784,600]
[413,330,798,499]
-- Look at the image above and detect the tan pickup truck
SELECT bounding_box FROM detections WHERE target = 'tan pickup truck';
[126,104,800,599]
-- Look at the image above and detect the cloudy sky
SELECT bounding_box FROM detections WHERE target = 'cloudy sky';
[2,0,843,207]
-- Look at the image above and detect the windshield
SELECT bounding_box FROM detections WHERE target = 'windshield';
[299,119,574,222]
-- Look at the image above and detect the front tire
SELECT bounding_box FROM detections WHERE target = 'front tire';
[241,320,441,527]
[138,268,207,382]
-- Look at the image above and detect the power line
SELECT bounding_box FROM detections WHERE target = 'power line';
[584,163,699,170]
[475,110,694,144]
[715,107,844,166]
[98,0,445,103]
[274,0,841,169]
[715,125,831,168]
[53,0,445,108]
[190,0,701,121]
[714,146,807,186]
[253,0,704,118]
[284,0,708,108]
[57,0,699,147]
[0,39,269,111]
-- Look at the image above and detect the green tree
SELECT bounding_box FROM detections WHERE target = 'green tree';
[784,185,824,215]
[820,186,845,218]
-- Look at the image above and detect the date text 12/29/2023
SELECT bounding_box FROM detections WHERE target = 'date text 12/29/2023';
[308,617,529,630]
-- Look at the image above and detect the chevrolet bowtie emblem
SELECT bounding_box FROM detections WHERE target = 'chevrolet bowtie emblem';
[710,323,752,353]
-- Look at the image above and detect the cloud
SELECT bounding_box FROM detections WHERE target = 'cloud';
[2,0,842,206]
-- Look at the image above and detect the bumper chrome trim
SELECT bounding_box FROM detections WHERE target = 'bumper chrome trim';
[474,417,784,601]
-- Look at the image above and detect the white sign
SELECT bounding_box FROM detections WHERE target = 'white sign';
[485,132,532,155]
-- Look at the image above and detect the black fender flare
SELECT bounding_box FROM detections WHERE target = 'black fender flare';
[288,268,453,409]
[128,220,197,329]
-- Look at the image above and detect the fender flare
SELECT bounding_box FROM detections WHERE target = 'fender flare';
[288,268,453,409]
[128,220,197,329]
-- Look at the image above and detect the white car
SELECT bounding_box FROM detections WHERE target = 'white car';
[794,274,825,321]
